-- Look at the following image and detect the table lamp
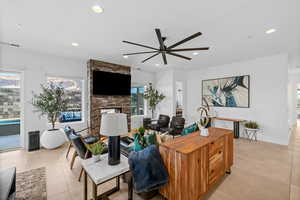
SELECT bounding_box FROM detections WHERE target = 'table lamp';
[100,113,128,165]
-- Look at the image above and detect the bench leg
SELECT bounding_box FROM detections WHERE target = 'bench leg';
[233,122,240,138]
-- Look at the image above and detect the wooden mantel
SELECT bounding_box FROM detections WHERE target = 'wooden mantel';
[159,127,234,200]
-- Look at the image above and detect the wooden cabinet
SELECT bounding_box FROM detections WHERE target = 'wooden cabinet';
[159,128,233,200]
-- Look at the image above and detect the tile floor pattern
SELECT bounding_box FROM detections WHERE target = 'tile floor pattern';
[1,126,300,200]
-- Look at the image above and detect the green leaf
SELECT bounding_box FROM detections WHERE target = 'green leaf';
[32,83,70,129]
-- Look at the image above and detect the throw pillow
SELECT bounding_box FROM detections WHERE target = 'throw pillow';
[181,123,199,136]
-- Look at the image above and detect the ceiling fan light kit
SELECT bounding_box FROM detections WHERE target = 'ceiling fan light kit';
[123,28,209,65]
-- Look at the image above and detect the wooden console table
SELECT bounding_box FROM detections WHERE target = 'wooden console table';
[159,127,233,200]
[210,117,245,138]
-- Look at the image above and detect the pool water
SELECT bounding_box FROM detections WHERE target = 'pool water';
[0,119,20,126]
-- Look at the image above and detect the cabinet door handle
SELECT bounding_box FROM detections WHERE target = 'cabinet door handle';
[211,142,214,145]
[219,151,222,154]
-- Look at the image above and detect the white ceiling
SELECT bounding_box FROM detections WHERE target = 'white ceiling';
[1,0,300,72]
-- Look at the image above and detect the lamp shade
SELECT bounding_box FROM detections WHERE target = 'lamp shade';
[100,113,128,136]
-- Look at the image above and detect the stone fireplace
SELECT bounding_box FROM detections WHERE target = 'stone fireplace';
[87,60,131,136]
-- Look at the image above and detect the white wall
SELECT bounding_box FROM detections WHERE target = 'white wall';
[155,70,175,118]
[131,69,155,87]
[0,47,87,149]
[0,47,155,149]
[186,54,290,145]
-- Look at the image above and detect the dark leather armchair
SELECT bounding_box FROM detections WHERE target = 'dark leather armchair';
[150,114,170,132]
[69,129,108,181]
[69,130,89,168]
[63,126,73,158]
[168,117,185,137]
[143,118,152,129]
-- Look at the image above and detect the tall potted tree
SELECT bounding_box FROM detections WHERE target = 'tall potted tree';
[32,83,70,149]
[143,83,165,118]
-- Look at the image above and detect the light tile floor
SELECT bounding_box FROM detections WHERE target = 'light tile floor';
[1,125,300,200]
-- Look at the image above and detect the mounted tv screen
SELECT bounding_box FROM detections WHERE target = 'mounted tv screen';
[93,71,131,95]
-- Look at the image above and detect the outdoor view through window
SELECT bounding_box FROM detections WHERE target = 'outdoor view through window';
[0,72,20,120]
[47,77,83,123]
[0,72,21,151]
[131,87,145,115]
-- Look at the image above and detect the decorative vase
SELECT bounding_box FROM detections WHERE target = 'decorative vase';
[40,129,66,150]
[92,154,101,163]
[200,127,209,136]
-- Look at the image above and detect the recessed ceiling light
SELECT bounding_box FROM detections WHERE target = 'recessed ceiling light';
[266,28,276,34]
[123,55,128,59]
[92,5,103,13]
[193,52,199,55]
[155,64,160,67]
[71,42,79,47]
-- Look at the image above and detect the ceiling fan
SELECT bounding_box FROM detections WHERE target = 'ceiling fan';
[0,41,20,48]
[122,28,209,65]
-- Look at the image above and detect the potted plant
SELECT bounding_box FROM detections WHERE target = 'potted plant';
[143,83,165,119]
[197,107,210,136]
[245,121,259,130]
[86,142,104,163]
[32,83,70,149]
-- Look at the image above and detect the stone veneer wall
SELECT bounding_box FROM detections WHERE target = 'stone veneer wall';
[87,59,131,136]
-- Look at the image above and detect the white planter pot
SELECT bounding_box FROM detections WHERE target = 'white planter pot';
[200,127,209,136]
[92,154,101,163]
[245,128,259,131]
[41,129,66,150]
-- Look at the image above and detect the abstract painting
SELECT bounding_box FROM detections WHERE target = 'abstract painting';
[202,75,250,108]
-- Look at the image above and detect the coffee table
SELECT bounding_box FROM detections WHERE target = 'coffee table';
[82,154,132,200]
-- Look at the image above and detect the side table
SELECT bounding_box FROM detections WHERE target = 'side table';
[244,128,260,141]
[82,154,132,200]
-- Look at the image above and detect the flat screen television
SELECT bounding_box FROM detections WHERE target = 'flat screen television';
[93,71,131,95]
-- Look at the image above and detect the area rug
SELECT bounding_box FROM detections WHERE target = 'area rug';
[16,167,47,200]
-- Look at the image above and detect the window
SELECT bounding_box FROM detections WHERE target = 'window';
[131,87,145,115]
[0,72,21,121]
[47,77,83,123]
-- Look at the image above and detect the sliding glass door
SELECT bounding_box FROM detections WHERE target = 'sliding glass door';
[0,72,21,151]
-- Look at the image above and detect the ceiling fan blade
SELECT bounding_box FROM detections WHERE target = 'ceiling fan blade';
[168,47,209,52]
[167,32,202,49]
[123,50,159,56]
[0,41,20,48]
[155,28,165,50]
[162,52,167,65]
[142,52,160,63]
[167,52,191,60]
[123,40,158,50]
